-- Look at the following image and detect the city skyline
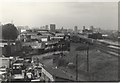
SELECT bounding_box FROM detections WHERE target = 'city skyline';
[0,2,118,30]
[0,1,119,82]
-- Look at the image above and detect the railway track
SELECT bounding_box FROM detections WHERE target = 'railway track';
[78,35,119,57]
[93,40,119,57]
[94,44,119,57]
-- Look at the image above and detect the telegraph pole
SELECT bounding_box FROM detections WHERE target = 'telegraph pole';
[86,44,89,73]
[76,54,78,81]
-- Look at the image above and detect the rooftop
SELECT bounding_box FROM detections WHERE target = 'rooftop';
[43,66,76,81]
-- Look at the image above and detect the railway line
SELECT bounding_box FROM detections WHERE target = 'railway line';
[78,35,119,57]
[94,43,119,57]
[94,40,119,57]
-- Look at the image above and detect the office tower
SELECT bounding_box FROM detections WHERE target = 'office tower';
[0,22,1,26]
[90,26,94,31]
[83,26,85,30]
[74,26,78,32]
[50,24,56,32]
[45,25,48,30]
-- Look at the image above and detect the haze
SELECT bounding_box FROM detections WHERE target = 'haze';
[0,1,118,30]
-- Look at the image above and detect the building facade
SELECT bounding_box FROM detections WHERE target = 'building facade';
[74,26,78,33]
[50,24,56,32]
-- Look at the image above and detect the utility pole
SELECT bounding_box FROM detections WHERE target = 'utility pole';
[76,54,78,81]
[86,44,89,73]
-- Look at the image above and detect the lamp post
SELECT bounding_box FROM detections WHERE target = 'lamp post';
[75,43,90,80]
[86,43,89,73]
[76,54,78,81]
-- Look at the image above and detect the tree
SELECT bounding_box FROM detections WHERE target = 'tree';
[2,23,18,40]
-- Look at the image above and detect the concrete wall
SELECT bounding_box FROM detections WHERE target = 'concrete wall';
[42,67,54,81]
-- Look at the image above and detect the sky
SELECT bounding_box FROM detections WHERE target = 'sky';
[0,0,118,30]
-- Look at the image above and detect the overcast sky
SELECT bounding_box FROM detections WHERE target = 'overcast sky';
[0,1,118,30]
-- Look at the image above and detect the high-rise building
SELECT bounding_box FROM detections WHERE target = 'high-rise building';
[45,25,48,30]
[83,26,85,30]
[90,26,94,31]
[50,24,56,32]
[74,26,78,32]
[0,22,2,39]
[0,22,1,26]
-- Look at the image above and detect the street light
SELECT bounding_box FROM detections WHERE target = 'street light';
[86,43,89,73]
[75,43,90,80]
[76,54,78,81]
